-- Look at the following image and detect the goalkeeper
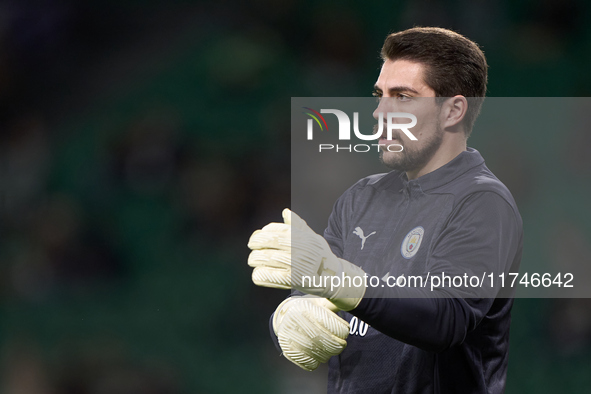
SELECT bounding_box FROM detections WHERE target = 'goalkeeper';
[248,27,523,394]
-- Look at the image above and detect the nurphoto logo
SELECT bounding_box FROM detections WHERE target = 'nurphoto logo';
[303,108,418,153]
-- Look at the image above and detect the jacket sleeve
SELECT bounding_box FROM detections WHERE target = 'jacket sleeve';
[340,191,522,352]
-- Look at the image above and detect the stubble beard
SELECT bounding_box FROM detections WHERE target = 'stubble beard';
[379,124,444,173]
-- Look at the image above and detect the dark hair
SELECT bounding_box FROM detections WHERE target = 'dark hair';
[381,27,488,135]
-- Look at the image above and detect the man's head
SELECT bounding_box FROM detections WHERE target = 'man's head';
[380,27,488,134]
[373,27,487,178]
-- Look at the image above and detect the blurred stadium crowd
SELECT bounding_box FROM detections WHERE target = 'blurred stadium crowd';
[0,1,590,393]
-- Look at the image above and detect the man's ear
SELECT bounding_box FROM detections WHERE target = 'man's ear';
[441,95,468,130]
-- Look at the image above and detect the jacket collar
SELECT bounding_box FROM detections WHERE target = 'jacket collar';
[399,147,485,197]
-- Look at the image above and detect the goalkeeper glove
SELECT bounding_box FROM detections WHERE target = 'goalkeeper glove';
[273,295,349,371]
[248,209,367,311]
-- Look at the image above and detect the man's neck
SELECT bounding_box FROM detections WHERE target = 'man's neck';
[406,140,467,180]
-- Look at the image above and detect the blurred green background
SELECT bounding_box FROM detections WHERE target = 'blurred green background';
[0,1,590,393]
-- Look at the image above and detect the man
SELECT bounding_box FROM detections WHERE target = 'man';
[248,27,523,393]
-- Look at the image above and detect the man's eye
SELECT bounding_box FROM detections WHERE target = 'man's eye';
[372,91,382,102]
[397,94,411,101]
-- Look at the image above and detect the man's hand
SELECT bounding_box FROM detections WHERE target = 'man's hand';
[246,209,307,290]
[248,209,367,311]
[273,296,349,371]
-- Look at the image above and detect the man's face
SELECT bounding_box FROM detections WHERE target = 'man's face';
[372,59,444,174]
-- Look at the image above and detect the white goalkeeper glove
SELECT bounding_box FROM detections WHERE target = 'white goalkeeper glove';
[248,209,367,311]
[273,295,349,371]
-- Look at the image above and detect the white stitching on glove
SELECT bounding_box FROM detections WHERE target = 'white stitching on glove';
[273,296,349,371]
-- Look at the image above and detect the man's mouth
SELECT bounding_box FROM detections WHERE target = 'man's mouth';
[380,132,399,142]
[375,124,398,142]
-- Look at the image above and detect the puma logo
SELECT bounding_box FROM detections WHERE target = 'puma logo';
[353,227,376,250]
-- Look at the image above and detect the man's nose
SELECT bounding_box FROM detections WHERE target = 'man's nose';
[373,97,396,120]
[373,99,386,120]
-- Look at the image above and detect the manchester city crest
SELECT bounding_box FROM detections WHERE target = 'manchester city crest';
[401,226,424,259]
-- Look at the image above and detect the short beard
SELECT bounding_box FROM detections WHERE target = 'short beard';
[379,124,444,173]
